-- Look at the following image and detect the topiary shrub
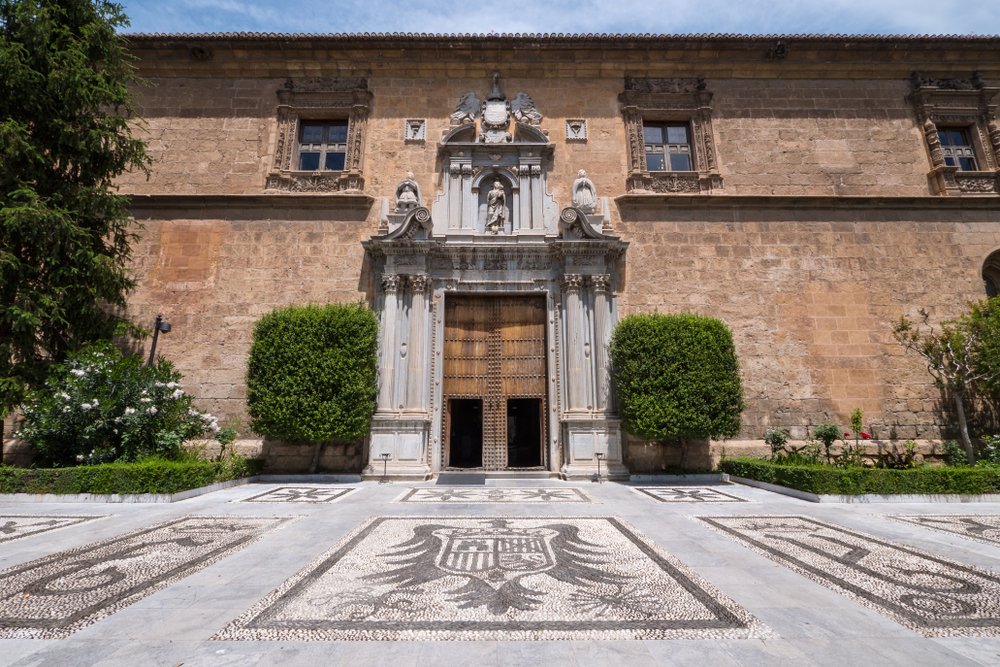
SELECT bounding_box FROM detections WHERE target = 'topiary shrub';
[17,342,219,467]
[609,313,745,442]
[246,303,378,444]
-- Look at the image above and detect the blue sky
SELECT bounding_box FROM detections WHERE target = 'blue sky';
[120,0,1000,35]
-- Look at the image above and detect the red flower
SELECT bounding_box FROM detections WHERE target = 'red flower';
[861,432,872,439]
[843,432,851,437]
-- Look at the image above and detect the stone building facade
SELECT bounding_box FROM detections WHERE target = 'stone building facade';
[116,33,1000,477]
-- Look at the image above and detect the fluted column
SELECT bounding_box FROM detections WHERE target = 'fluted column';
[376,274,400,412]
[406,274,429,411]
[591,274,612,413]
[562,274,586,411]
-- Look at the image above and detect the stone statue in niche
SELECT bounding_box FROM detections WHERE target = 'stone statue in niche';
[572,170,596,212]
[511,92,543,125]
[450,92,481,125]
[395,172,420,212]
[485,180,506,234]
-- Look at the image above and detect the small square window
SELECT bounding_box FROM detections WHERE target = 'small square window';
[644,121,693,172]
[938,127,978,171]
[297,120,348,172]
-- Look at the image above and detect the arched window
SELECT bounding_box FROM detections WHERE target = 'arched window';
[984,250,1000,298]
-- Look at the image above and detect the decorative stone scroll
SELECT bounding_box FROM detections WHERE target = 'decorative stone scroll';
[619,76,722,194]
[266,77,372,193]
[909,70,1000,196]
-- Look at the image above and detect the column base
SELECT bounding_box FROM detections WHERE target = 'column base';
[558,416,629,480]
[362,415,432,480]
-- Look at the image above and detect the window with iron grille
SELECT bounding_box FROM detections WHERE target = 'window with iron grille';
[938,127,979,171]
[643,122,693,171]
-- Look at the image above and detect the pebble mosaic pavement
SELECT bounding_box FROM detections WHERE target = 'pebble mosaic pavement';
[892,515,1000,547]
[215,516,770,641]
[397,487,592,503]
[632,487,748,503]
[0,516,288,639]
[241,486,356,503]
[0,516,103,544]
[700,515,1000,637]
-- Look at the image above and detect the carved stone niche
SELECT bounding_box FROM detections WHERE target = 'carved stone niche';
[908,71,1000,196]
[265,78,372,193]
[619,76,723,194]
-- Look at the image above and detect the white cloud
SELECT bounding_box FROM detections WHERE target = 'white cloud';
[121,0,1000,34]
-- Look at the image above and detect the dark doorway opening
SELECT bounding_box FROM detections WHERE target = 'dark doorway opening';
[448,399,483,468]
[506,398,542,468]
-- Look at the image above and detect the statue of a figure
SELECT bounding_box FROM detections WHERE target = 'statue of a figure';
[572,169,596,212]
[485,180,506,234]
[395,171,420,212]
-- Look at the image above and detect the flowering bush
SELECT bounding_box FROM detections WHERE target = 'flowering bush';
[17,342,219,466]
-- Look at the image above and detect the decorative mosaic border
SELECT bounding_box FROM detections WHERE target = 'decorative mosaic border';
[0,516,105,544]
[215,515,771,641]
[396,488,592,503]
[242,487,356,503]
[0,515,290,639]
[632,487,748,503]
[700,515,1000,637]
[891,515,1000,548]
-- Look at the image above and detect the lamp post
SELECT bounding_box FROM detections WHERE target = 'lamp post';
[146,314,172,367]
[379,452,392,484]
[594,451,606,484]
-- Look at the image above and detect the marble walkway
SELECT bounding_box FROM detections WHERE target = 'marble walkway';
[0,479,999,665]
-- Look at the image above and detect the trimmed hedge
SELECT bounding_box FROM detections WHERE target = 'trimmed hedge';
[609,313,744,440]
[247,303,378,442]
[719,457,1000,495]
[0,458,262,495]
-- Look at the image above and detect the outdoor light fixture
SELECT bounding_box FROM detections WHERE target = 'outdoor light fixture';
[379,452,392,484]
[594,451,606,483]
[146,314,172,367]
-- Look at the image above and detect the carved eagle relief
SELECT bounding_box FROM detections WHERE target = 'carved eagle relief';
[364,519,628,614]
[450,91,481,125]
[511,92,543,125]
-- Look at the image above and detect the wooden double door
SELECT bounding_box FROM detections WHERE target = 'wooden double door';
[443,295,548,470]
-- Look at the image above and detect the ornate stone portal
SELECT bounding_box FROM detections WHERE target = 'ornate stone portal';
[363,74,627,480]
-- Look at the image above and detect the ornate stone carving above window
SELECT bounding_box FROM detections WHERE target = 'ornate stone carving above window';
[619,76,722,193]
[909,71,1000,196]
[266,77,372,193]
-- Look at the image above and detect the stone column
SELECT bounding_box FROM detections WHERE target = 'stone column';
[562,274,586,411]
[376,274,401,413]
[591,274,612,413]
[406,274,429,411]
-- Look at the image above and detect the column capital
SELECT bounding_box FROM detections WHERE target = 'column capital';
[591,274,612,293]
[409,274,430,293]
[561,273,584,291]
[382,274,401,293]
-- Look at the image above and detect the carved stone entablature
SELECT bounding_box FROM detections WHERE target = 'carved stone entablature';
[620,76,722,194]
[909,71,1000,195]
[266,78,372,193]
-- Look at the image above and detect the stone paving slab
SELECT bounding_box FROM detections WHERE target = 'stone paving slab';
[0,516,105,544]
[632,487,748,503]
[215,515,770,641]
[700,515,1000,637]
[396,487,592,503]
[0,515,289,639]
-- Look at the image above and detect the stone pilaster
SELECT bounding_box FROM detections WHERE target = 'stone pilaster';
[562,274,587,412]
[405,274,429,412]
[591,274,612,413]
[376,274,400,413]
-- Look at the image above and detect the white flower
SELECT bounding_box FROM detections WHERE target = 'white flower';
[75,454,84,462]
[148,406,158,415]
[166,382,177,389]
[92,398,99,406]
[124,407,136,415]
[70,369,85,377]
[154,382,165,388]
[81,403,92,411]
[171,389,184,399]
[140,397,151,403]
[58,392,70,400]
[62,406,70,413]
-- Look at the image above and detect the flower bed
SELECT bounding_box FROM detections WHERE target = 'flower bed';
[719,457,1000,496]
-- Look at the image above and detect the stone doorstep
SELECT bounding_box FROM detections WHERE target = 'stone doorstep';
[731,475,1000,504]
[0,477,255,504]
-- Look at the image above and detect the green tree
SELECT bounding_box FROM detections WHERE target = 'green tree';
[0,0,150,441]
[609,313,745,455]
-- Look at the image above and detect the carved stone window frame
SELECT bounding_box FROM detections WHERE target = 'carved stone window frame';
[619,76,722,194]
[908,71,1000,196]
[266,78,372,193]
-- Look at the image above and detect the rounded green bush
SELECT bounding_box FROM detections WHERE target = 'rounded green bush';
[246,303,378,442]
[609,313,745,440]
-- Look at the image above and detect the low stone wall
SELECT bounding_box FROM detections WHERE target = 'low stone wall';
[258,439,365,474]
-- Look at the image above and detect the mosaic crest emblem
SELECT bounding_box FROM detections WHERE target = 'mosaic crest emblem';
[432,524,557,585]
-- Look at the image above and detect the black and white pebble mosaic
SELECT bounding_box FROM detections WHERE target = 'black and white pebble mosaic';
[0,515,288,639]
[0,516,103,544]
[892,515,1000,548]
[633,487,748,503]
[215,516,769,641]
[701,515,1000,637]
[398,488,591,503]
[242,486,355,503]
